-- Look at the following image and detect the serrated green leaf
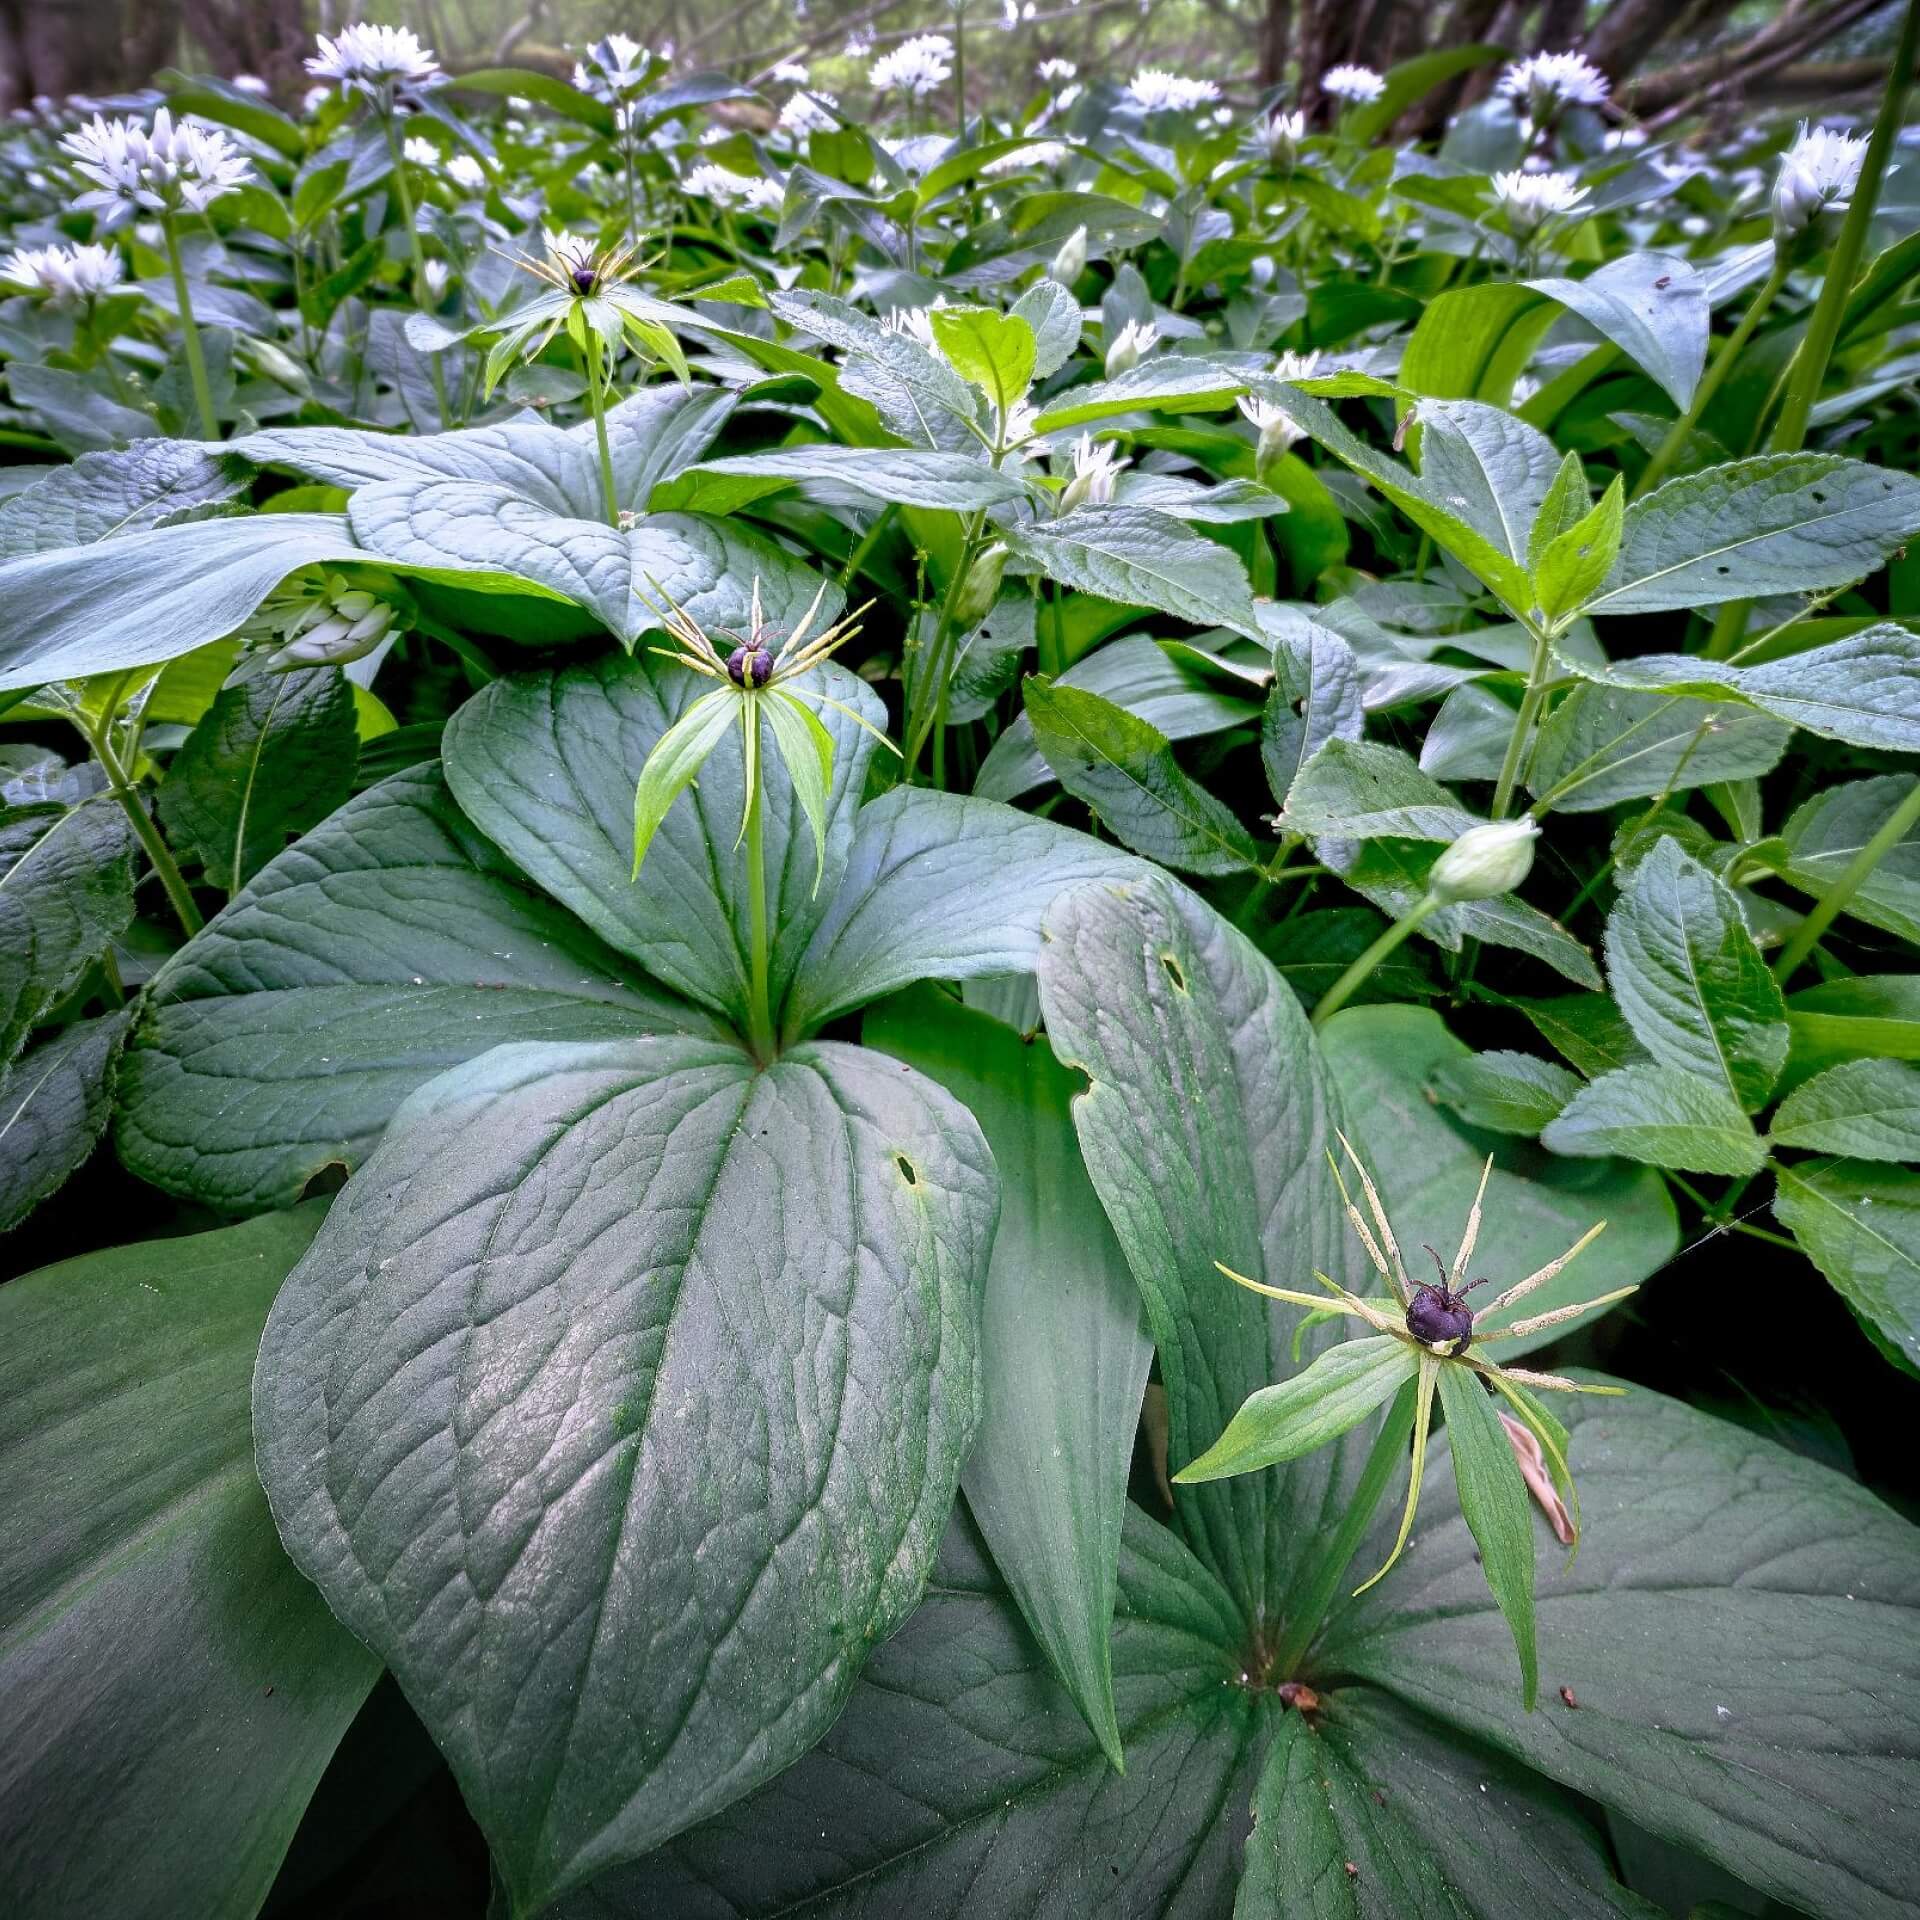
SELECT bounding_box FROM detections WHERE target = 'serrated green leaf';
[1771,1058,1920,1161]
[1535,475,1624,626]
[1541,1063,1767,1175]
[1528,448,1592,567]
[0,1011,128,1232]
[928,305,1036,416]
[1282,737,1482,843]
[1774,1159,1920,1376]
[1428,1048,1583,1136]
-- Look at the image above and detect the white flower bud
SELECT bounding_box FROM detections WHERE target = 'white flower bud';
[1428,819,1539,902]
[1104,317,1158,379]
[1771,122,1869,244]
[952,541,1009,626]
[1049,223,1087,285]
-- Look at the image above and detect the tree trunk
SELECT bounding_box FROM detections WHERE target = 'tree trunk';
[0,0,181,109]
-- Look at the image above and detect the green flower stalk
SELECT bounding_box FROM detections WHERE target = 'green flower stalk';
[1178,1135,1634,1706]
[631,575,889,1063]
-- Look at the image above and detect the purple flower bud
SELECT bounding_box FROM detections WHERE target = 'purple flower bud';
[727,644,775,687]
[1405,1284,1474,1354]
[572,265,596,294]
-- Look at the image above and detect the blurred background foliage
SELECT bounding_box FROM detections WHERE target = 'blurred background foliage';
[1,0,1912,136]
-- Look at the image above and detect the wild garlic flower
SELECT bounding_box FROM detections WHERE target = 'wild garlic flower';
[1126,69,1220,113]
[683,164,783,213]
[1493,168,1591,231]
[305,23,440,97]
[1037,58,1077,84]
[1497,50,1609,124]
[1321,64,1386,105]
[1238,349,1319,464]
[239,571,403,673]
[999,394,1042,452]
[882,296,947,351]
[573,33,653,100]
[1772,122,1869,242]
[62,110,251,228]
[1266,107,1306,163]
[421,259,451,302]
[632,575,885,885]
[1181,1134,1633,1706]
[1,241,122,301]
[1059,434,1126,513]
[402,135,438,167]
[768,60,810,86]
[779,89,838,135]
[1105,316,1159,377]
[870,35,954,100]
[447,153,487,193]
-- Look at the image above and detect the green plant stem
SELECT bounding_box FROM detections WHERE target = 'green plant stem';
[1490,630,1552,821]
[161,215,219,441]
[1773,776,1920,982]
[904,511,987,775]
[1633,251,1788,501]
[1772,0,1919,455]
[1271,1379,1417,1677]
[838,501,897,589]
[583,331,621,527]
[1312,895,1439,1027]
[85,718,202,938]
[743,703,776,1065]
[381,115,453,429]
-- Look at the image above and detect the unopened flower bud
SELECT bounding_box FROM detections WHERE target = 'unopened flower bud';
[1049,223,1087,286]
[726,643,775,686]
[952,541,1009,627]
[1428,819,1539,902]
[1104,317,1157,379]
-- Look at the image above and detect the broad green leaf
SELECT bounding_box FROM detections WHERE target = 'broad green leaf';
[1604,835,1787,1109]
[1785,975,1920,1092]
[118,765,708,1211]
[236,419,597,511]
[1436,1363,1539,1708]
[564,1510,1264,1920]
[1036,869,1379,1625]
[1398,282,1555,406]
[0,438,247,561]
[1535,476,1624,626]
[0,1010,127,1231]
[1528,684,1791,812]
[253,1035,996,1914]
[348,482,836,646]
[928,306,1037,416]
[866,991,1152,1769]
[652,445,1031,516]
[1782,776,1920,945]
[1527,254,1709,410]
[976,634,1261,805]
[1517,992,1649,1080]
[1024,676,1262,875]
[0,1209,378,1920]
[1771,1058,1920,1161]
[1428,1048,1582,1136]
[1321,1006,1676,1352]
[1541,1063,1768,1176]
[444,654,884,1029]
[1281,737,1481,842]
[0,793,135,1063]
[781,789,1137,1036]
[1011,277,1082,378]
[1237,1691,1653,1919]
[1002,508,1266,642]
[1178,1338,1420,1483]
[1414,398,1563,574]
[1589,455,1920,616]
[1322,1382,1920,1920]
[1032,356,1252,431]
[627,685,737,878]
[446,65,615,134]
[1774,1160,1920,1376]
[157,666,357,893]
[1260,618,1365,802]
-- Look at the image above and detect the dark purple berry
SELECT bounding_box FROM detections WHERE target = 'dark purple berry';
[1406,1283,1474,1354]
[572,266,597,294]
[727,644,775,687]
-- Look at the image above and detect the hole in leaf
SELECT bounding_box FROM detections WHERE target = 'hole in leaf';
[894,1153,918,1187]
[1811,489,1827,504]
[1715,564,1730,574]
[1160,951,1189,993]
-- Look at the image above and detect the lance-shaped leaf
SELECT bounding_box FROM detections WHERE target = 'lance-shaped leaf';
[1023,676,1262,876]
[1774,1160,1920,1377]
[760,690,838,891]
[1,1208,379,1920]
[1770,1058,1920,1162]
[1177,1337,1421,1483]
[253,1035,996,1914]
[866,990,1152,1770]
[1542,1063,1768,1175]
[628,686,737,878]
[118,765,706,1212]
[1534,476,1624,627]
[652,446,1032,517]
[1320,1381,1920,1920]
[1604,835,1786,1110]
[1588,455,1920,616]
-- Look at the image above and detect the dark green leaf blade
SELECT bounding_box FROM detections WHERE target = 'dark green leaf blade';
[0,1208,379,1920]
[253,1035,996,1913]
[1774,1160,1920,1377]
[1541,1063,1768,1176]
[0,1010,128,1231]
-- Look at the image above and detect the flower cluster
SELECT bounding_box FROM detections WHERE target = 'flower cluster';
[1037,58,1077,84]
[683,164,784,214]
[1,241,122,301]
[779,90,839,136]
[62,110,251,228]
[1772,122,1870,241]
[1059,435,1126,513]
[1321,64,1385,105]
[1493,167,1591,231]
[305,23,440,98]
[1497,50,1610,125]
[870,35,954,100]
[573,33,654,102]
[1126,69,1220,113]
[239,572,403,674]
